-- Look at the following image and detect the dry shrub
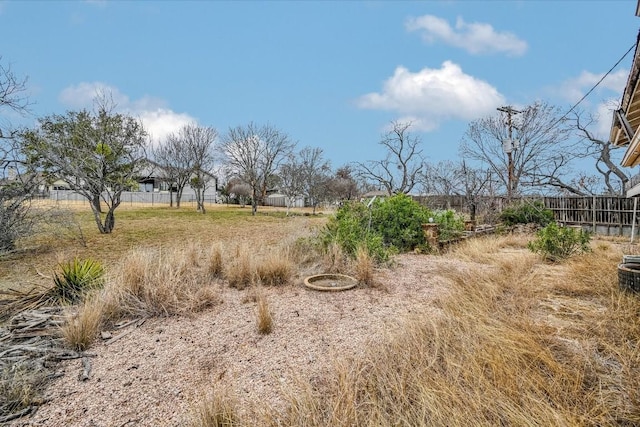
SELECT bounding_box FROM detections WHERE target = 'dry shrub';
[207,243,225,279]
[102,246,222,319]
[354,245,374,286]
[255,288,273,335]
[0,363,48,418]
[191,386,240,427]
[264,236,640,426]
[190,285,223,312]
[256,250,293,287]
[61,295,103,351]
[224,245,255,290]
[323,241,347,273]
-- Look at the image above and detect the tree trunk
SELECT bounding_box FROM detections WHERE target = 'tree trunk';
[89,203,106,234]
[170,188,174,207]
[104,209,115,233]
[91,194,102,214]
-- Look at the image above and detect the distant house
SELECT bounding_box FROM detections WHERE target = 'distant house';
[610,3,640,196]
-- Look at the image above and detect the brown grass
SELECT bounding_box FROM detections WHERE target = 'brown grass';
[255,288,274,335]
[323,241,347,273]
[191,386,240,427]
[224,245,255,290]
[207,243,224,279]
[61,295,103,351]
[256,250,293,287]
[353,245,374,286]
[253,235,640,426]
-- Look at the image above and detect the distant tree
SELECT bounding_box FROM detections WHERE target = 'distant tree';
[422,160,493,221]
[220,122,296,215]
[328,165,359,202]
[279,153,306,215]
[299,147,331,214]
[186,124,217,214]
[152,129,194,207]
[460,101,577,196]
[228,180,252,207]
[0,57,38,252]
[22,95,147,234]
[355,121,425,195]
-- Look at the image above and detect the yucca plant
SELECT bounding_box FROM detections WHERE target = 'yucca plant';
[52,258,105,303]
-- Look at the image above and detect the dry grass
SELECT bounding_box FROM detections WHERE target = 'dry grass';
[256,250,293,287]
[224,245,255,290]
[323,241,347,273]
[255,288,274,335]
[207,243,224,279]
[353,245,374,286]
[99,246,224,319]
[251,235,640,426]
[191,386,240,427]
[61,295,103,351]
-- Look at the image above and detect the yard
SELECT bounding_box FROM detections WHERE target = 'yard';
[1,203,639,426]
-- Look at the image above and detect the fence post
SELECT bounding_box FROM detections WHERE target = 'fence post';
[592,196,596,233]
[632,197,638,244]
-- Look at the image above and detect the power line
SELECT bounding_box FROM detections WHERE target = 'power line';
[558,41,637,124]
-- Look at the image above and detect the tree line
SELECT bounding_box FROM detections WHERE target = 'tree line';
[0,57,628,251]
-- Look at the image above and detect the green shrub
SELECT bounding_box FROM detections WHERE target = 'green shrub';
[52,258,105,303]
[500,201,554,226]
[321,201,389,263]
[370,194,431,252]
[432,209,465,242]
[527,222,591,261]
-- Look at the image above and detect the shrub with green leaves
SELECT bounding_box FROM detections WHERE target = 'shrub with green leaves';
[500,201,554,226]
[321,201,389,262]
[52,258,105,303]
[370,194,431,252]
[432,209,465,242]
[527,222,591,261]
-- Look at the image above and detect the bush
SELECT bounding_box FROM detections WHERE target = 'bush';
[432,209,465,242]
[527,222,591,261]
[321,201,389,262]
[52,258,105,304]
[500,201,554,226]
[370,194,431,252]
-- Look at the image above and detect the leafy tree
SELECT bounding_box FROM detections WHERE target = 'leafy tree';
[22,98,147,234]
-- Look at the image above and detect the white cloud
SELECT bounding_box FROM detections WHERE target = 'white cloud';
[406,15,527,56]
[58,82,196,144]
[556,69,628,103]
[357,61,506,131]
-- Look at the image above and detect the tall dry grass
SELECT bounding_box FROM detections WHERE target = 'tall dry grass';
[191,386,240,427]
[256,250,293,287]
[255,235,640,426]
[224,245,255,290]
[353,245,374,286]
[61,295,104,351]
[99,246,223,319]
[255,288,273,335]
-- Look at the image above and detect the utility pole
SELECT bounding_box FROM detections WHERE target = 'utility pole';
[497,106,522,202]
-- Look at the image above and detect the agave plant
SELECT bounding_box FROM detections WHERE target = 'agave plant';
[52,258,105,304]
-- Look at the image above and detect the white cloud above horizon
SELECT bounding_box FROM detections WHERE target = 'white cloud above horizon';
[357,61,506,131]
[405,15,527,56]
[58,82,196,144]
[556,69,628,104]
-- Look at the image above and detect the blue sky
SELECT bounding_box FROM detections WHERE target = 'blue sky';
[1,0,639,172]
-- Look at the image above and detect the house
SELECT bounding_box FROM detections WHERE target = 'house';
[610,3,640,196]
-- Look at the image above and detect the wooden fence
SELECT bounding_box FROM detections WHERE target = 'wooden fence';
[417,195,639,237]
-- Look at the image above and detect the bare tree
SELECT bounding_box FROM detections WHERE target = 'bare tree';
[152,129,195,207]
[460,101,577,196]
[328,165,359,202]
[227,179,252,207]
[294,147,331,214]
[22,95,148,234]
[279,153,306,215]
[0,58,42,252]
[186,124,217,214]
[220,122,296,215]
[355,121,425,195]
[569,111,629,195]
